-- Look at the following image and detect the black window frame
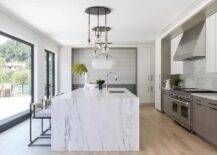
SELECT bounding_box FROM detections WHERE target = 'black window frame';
[0,31,34,133]
[45,50,55,98]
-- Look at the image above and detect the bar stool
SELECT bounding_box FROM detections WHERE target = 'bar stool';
[28,98,52,146]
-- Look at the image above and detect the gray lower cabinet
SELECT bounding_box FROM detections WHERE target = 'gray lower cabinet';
[162,90,172,116]
[206,100,217,145]
[193,96,217,146]
[193,97,207,137]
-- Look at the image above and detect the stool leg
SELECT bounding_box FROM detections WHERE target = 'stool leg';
[41,118,43,133]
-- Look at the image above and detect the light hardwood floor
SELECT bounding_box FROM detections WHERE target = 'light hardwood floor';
[0,106,217,155]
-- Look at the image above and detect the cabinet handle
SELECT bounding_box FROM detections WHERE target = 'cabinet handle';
[195,102,202,106]
[151,86,153,92]
[209,107,217,111]
[208,102,217,106]
[195,99,201,102]
[151,75,153,81]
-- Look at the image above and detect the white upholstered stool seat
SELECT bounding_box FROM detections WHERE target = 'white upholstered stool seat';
[34,107,51,118]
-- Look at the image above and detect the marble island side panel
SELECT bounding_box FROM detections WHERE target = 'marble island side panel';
[51,88,139,151]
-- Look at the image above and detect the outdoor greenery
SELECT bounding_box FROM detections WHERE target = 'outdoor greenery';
[0,40,31,62]
[12,69,30,85]
[0,39,30,86]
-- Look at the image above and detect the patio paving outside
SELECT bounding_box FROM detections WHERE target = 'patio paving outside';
[0,96,30,121]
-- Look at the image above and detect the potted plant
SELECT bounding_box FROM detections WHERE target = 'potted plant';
[72,64,88,89]
[174,77,183,88]
[96,79,105,90]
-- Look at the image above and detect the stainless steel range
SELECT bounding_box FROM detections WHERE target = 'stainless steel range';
[169,88,217,131]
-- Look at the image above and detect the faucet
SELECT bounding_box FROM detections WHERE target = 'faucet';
[106,72,118,91]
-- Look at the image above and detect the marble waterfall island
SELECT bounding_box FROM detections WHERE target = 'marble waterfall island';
[51,88,139,151]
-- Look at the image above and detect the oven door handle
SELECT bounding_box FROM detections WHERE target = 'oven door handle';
[170,97,189,106]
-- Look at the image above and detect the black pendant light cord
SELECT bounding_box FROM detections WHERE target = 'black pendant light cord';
[97,10,100,39]
[85,6,111,47]
[105,8,108,49]
[88,12,90,43]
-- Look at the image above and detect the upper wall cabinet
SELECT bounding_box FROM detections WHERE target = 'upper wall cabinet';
[170,34,183,75]
[206,13,217,73]
[170,34,193,75]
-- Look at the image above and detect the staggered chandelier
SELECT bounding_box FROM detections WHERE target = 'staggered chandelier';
[85,6,114,69]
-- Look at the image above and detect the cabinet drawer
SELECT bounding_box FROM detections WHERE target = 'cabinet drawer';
[206,99,217,109]
[193,96,207,106]
[205,105,217,146]
[193,96,217,146]
[193,101,205,135]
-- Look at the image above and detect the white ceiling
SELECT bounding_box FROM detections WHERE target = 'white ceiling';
[0,0,196,45]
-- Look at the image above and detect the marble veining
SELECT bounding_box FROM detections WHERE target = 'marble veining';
[51,88,139,151]
[181,59,217,91]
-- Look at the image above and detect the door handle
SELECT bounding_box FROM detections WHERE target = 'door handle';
[171,98,189,106]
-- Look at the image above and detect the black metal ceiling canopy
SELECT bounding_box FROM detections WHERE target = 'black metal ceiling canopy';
[85,6,111,47]
[85,6,111,15]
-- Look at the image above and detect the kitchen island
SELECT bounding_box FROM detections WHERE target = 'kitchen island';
[51,88,139,151]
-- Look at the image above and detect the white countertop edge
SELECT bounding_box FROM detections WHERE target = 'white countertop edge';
[54,88,139,99]
[192,93,217,101]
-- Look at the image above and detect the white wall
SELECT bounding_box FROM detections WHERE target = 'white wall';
[0,10,60,102]
[58,46,72,94]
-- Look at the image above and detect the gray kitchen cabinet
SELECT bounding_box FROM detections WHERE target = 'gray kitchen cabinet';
[205,100,217,146]
[193,97,207,136]
[162,89,171,116]
[193,96,217,146]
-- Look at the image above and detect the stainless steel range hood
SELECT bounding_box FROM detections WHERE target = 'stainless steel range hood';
[173,21,206,61]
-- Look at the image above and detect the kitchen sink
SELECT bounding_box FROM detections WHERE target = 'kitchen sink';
[109,90,125,93]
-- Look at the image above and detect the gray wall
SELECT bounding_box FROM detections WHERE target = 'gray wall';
[72,48,137,94]
[180,59,217,91]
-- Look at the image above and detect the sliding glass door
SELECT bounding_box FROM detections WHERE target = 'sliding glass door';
[0,31,33,124]
[45,50,55,98]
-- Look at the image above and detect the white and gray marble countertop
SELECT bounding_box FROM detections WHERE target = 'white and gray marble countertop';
[192,93,217,100]
[55,88,138,99]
